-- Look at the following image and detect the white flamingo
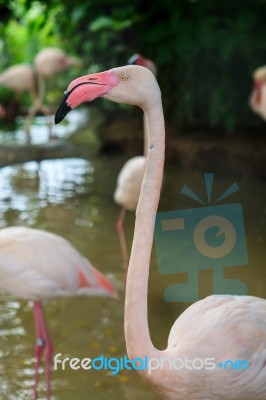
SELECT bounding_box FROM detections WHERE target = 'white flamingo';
[0,47,80,139]
[0,226,117,399]
[55,64,266,400]
[0,64,35,121]
[249,65,266,121]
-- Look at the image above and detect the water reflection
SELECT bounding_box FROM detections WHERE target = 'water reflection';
[0,295,24,337]
[0,158,95,228]
[0,109,89,145]
[0,156,265,399]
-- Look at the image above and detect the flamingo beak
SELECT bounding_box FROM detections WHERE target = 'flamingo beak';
[67,56,82,67]
[54,91,73,124]
[54,70,119,124]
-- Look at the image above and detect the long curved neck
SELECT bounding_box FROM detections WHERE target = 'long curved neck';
[124,97,165,363]
[143,114,149,157]
[33,69,46,104]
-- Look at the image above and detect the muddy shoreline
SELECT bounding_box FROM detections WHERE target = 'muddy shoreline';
[98,115,266,179]
[0,113,265,178]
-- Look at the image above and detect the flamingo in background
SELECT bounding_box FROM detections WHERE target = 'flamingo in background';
[0,47,80,139]
[28,47,80,137]
[0,226,117,400]
[249,65,266,121]
[55,65,266,400]
[0,64,35,121]
[114,54,157,267]
[128,53,157,76]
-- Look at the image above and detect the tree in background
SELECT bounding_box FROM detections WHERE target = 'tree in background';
[0,0,81,110]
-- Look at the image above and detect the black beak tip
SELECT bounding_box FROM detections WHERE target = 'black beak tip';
[54,112,64,125]
[54,105,72,124]
[54,95,73,124]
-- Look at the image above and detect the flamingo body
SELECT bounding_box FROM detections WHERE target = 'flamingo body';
[0,226,117,399]
[168,295,266,354]
[0,226,116,300]
[55,65,266,400]
[0,64,35,94]
[0,47,80,138]
[114,156,146,211]
[161,296,266,400]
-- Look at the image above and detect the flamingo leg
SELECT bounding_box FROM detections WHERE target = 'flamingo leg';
[33,301,53,400]
[38,104,55,140]
[25,102,54,141]
[25,76,54,141]
[116,206,129,269]
[33,302,46,399]
[25,103,55,141]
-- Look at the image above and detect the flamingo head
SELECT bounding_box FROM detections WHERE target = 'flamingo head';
[55,65,160,124]
[128,53,157,76]
[34,47,81,77]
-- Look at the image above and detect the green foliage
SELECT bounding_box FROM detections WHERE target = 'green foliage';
[0,0,62,66]
[1,0,266,133]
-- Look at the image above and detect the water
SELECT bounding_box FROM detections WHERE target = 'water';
[0,109,88,145]
[0,154,265,399]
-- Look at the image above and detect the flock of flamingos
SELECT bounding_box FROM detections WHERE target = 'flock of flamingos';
[0,49,265,400]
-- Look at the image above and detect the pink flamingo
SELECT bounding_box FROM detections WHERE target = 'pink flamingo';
[249,65,266,121]
[0,47,80,139]
[0,64,34,122]
[114,54,156,267]
[55,65,266,400]
[0,226,117,400]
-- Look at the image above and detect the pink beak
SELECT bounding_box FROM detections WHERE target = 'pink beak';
[55,70,119,124]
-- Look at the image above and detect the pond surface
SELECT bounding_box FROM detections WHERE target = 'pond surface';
[0,109,88,146]
[0,153,265,399]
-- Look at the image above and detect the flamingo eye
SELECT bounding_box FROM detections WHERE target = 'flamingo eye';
[119,75,127,81]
